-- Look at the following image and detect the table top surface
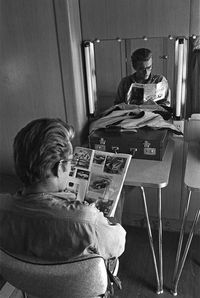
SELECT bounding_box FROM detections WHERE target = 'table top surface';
[125,138,175,188]
[184,141,200,191]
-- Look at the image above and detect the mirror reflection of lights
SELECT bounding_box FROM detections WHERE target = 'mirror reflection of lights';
[116,37,122,42]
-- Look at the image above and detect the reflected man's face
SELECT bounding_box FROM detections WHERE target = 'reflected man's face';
[135,57,152,82]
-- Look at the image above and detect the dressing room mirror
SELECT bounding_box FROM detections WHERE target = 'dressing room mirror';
[90,36,192,118]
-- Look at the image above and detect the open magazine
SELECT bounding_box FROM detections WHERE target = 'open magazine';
[65,147,131,217]
[127,81,166,103]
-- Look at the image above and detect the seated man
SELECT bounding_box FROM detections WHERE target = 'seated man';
[0,118,126,265]
[115,48,171,107]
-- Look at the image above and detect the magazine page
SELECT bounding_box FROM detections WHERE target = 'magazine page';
[66,147,94,202]
[127,83,144,103]
[66,147,131,217]
[129,82,166,102]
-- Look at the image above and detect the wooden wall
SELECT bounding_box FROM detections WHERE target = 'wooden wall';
[0,0,87,176]
[190,0,200,35]
[79,0,191,40]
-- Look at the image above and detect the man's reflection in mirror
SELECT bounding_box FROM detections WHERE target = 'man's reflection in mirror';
[115,48,171,108]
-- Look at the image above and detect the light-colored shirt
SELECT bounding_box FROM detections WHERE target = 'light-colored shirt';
[0,192,126,263]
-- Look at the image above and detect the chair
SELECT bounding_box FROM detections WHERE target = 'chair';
[0,249,109,298]
[184,115,200,142]
[171,115,200,295]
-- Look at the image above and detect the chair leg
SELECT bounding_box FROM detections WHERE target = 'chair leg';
[112,258,119,277]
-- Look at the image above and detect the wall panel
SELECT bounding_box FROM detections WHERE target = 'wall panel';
[0,0,66,174]
[80,0,191,40]
[0,0,87,175]
[190,0,200,36]
[94,40,126,112]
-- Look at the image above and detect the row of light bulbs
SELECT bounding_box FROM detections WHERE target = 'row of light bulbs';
[91,34,198,43]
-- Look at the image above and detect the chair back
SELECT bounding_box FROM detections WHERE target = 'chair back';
[185,114,200,142]
[0,249,108,298]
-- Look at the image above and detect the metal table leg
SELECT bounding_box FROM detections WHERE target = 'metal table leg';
[158,188,163,294]
[140,186,163,294]
[171,208,200,296]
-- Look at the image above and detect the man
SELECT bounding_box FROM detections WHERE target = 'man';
[115,48,171,107]
[0,118,126,263]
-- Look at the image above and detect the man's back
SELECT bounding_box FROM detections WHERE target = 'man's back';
[0,192,126,263]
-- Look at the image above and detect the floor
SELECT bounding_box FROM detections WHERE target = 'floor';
[116,226,200,298]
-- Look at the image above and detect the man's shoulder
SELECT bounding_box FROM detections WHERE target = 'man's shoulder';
[0,193,12,199]
[0,193,14,208]
[151,74,168,83]
[36,194,102,223]
[120,74,135,85]
[0,192,101,222]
